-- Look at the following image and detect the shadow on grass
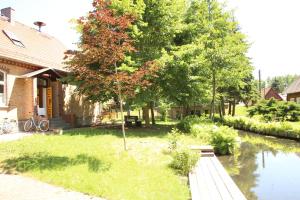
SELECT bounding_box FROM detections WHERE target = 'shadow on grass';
[63,124,175,138]
[0,153,111,174]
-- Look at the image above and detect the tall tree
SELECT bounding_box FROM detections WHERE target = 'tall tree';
[65,0,157,150]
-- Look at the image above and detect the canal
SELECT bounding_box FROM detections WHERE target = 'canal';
[219,131,300,200]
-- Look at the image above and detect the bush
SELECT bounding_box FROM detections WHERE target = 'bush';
[210,126,238,155]
[248,98,300,122]
[167,128,182,151]
[190,124,214,142]
[177,115,213,133]
[223,115,300,140]
[170,148,199,176]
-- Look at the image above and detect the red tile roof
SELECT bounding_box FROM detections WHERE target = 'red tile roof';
[0,17,67,70]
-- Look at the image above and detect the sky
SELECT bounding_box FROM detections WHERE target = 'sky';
[0,0,299,80]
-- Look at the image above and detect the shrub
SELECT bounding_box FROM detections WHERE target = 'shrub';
[190,124,214,142]
[210,126,238,155]
[177,115,213,133]
[223,115,300,140]
[167,128,182,151]
[170,148,199,176]
[248,98,300,122]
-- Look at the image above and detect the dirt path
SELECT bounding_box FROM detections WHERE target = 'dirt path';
[0,174,105,200]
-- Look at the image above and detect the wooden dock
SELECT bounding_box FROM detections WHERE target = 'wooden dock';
[189,146,246,200]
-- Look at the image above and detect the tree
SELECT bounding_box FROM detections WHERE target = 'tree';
[169,0,252,119]
[65,0,157,150]
[266,74,299,93]
[133,0,186,125]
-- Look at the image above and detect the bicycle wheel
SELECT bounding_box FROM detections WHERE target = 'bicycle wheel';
[39,120,49,132]
[24,120,33,132]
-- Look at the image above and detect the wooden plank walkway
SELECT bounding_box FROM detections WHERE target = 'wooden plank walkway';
[189,147,246,200]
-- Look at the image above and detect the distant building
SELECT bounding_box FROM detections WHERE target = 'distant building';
[286,77,300,103]
[261,87,283,100]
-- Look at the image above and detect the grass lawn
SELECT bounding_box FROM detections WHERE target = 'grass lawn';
[0,124,205,200]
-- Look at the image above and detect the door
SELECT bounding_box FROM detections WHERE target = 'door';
[37,87,47,116]
[47,87,53,119]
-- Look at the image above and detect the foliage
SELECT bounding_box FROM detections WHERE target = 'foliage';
[248,98,300,122]
[156,0,253,117]
[223,115,300,140]
[190,124,213,142]
[177,115,213,132]
[65,0,157,103]
[170,148,199,176]
[210,126,238,155]
[167,128,182,151]
[266,74,299,93]
[158,100,172,121]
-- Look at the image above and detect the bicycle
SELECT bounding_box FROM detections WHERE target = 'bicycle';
[23,116,49,132]
[0,118,17,134]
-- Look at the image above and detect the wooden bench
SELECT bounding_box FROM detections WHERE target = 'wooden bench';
[189,147,246,200]
[124,116,142,127]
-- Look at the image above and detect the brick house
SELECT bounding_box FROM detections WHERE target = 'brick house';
[0,7,101,129]
[261,87,283,101]
[286,77,300,103]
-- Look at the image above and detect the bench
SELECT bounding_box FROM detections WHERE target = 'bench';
[124,116,142,127]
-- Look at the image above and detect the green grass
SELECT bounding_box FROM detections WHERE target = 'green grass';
[0,125,205,200]
[234,105,249,117]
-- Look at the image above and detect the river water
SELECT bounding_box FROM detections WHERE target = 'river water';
[218,131,300,200]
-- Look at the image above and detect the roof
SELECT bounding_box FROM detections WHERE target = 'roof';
[20,68,65,79]
[261,87,283,100]
[285,77,300,94]
[0,17,67,70]
[261,87,271,97]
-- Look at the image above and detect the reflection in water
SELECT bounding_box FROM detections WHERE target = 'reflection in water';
[219,132,300,200]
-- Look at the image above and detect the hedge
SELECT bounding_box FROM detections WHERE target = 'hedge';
[223,116,300,140]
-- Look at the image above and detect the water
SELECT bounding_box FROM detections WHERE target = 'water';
[219,132,300,200]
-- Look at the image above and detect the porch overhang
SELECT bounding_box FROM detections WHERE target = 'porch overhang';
[20,68,67,81]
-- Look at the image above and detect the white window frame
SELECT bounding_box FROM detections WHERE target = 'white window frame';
[0,70,7,106]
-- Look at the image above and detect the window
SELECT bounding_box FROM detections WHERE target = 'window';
[0,71,6,106]
[3,30,25,48]
[297,97,300,104]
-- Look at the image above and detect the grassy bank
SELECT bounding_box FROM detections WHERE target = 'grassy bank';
[223,116,300,140]
[0,124,206,200]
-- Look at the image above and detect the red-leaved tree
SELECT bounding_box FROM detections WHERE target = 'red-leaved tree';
[65,0,157,150]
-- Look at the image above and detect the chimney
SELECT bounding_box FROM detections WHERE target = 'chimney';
[1,7,15,23]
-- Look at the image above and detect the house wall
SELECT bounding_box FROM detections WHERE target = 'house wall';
[0,62,34,121]
[287,92,300,103]
[169,106,210,120]
[62,84,102,126]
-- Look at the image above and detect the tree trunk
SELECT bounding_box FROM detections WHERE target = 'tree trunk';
[210,71,216,119]
[127,109,130,116]
[149,101,156,125]
[221,96,225,116]
[115,63,126,151]
[143,107,150,126]
[232,99,236,116]
[218,103,223,119]
[228,101,232,115]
